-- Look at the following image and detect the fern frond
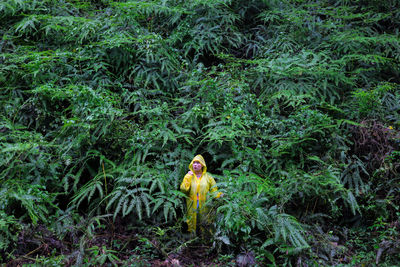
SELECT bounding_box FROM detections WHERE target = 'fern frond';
[136,195,143,221]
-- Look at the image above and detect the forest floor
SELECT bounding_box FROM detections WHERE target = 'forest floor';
[4,221,237,267]
[4,220,400,266]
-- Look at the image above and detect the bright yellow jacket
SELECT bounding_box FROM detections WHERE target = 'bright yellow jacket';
[180,155,221,233]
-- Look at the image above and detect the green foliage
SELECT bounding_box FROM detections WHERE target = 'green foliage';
[1,0,400,265]
[71,164,185,224]
[85,245,120,266]
[351,82,400,120]
[212,170,309,254]
[0,211,21,261]
[0,180,57,225]
[278,167,360,217]
[104,166,160,221]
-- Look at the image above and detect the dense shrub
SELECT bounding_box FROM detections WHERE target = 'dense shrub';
[1,0,399,265]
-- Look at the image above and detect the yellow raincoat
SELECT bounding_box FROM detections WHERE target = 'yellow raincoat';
[180,155,221,233]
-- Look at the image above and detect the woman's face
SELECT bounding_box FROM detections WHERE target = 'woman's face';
[192,161,202,172]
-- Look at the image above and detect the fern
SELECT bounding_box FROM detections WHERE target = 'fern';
[270,208,309,249]
[340,155,369,195]
[70,174,105,209]
[0,181,57,225]
[213,170,309,251]
[0,210,21,261]
[1,0,400,264]
[100,166,181,222]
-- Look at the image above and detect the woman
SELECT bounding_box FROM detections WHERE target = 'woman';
[180,154,222,234]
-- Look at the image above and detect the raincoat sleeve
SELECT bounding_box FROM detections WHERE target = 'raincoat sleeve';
[208,175,222,198]
[180,173,192,194]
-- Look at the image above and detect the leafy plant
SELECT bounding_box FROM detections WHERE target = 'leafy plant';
[86,245,120,266]
[0,211,21,261]
[1,0,400,265]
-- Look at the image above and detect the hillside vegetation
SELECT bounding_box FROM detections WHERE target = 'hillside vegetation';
[1,0,400,266]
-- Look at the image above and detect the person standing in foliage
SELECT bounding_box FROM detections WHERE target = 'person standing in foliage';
[180,155,222,234]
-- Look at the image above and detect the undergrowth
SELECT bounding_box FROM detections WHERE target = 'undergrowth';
[1,0,400,265]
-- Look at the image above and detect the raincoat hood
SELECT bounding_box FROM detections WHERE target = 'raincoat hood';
[189,154,207,175]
